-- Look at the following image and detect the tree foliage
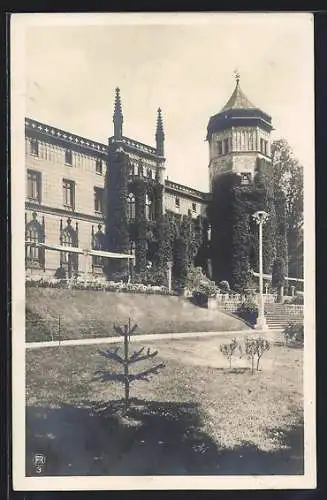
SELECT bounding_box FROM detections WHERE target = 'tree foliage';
[271,138,304,278]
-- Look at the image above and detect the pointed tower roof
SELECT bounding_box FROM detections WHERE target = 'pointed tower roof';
[221,73,256,111]
[206,73,273,140]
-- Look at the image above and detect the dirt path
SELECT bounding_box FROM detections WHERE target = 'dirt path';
[25,328,282,350]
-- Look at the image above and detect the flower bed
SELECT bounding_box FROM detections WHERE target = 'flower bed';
[25,276,176,296]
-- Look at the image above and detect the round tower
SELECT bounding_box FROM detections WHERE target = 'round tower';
[207,73,273,191]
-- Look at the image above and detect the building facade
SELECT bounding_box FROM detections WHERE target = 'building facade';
[25,88,208,279]
[25,77,281,288]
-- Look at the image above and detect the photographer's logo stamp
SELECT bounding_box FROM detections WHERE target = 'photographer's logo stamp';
[33,453,46,474]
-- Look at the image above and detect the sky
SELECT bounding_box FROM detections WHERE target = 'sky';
[21,13,314,192]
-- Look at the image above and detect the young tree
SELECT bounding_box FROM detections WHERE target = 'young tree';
[245,336,270,374]
[220,339,238,369]
[95,319,165,411]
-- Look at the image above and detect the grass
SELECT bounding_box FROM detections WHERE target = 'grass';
[26,288,249,342]
[26,334,304,476]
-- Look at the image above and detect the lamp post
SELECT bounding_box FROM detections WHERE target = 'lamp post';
[252,210,269,330]
[167,261,173,292]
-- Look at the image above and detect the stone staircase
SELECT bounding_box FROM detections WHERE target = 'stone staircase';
[264,303,304,331]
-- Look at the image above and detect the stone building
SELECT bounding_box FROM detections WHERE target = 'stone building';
[25,88,208,279]
[25,76,281,287]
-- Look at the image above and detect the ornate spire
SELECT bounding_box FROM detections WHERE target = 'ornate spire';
[155,107,165,156]
[113,87,123,139]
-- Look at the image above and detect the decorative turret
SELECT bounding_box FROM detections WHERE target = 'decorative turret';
[207,73,273,190]
[155,107,165,157]
[113,87,123,139]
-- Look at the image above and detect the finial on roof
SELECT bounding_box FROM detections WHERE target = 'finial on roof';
[234,69,240,86]
[113,87,123,139]
[155,107,165,156]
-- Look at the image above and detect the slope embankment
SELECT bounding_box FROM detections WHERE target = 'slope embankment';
[26,288,249,342]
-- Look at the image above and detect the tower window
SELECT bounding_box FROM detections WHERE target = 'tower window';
[95,158,103,175]
[192,203,197,213]
[240,173,251,185]
[27,170,41,202]
[94,187,104,213]
[147,168,153,179]
[30,139,39,156]
[175,197,180,209]
[217,141,223,155]
[63,179,75,209]
[127,193,136,221]
[224,138,229,154]
[65,149,73,165]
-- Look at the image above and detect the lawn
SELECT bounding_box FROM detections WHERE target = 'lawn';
[26,288,248,342]
[26,334,303,476]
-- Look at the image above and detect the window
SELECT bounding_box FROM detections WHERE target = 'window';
[65,149,73,165]
[127,193,136,221]
[94,187,104,213]
[63,179,75,209]
[92,225,105,268]
[138,160,144,177]
[145,194,154,220]
[60,221,78,273]
[217,141,223,155]
[260,138,266,154]
[240,173,251,185]
[30,139,39,156]
[264,140,268,156]
[175,197,180,209]
[224,138,229,155]
[27,170,41,202]
[147,168,153,179]
[96,158,103,175]
[192,203,197,213]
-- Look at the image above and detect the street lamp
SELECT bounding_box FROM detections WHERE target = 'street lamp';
[252,210,269,330]
[167,261,173,292]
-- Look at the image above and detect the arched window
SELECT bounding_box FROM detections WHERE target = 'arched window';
[60,219,78,276]
[145,194,154,221]
[92,225,105,268]
[25,213,44,267]
[127,193,136,221]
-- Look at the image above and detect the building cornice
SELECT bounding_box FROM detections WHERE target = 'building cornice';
[25,201,105,224]
[164,179,209,202]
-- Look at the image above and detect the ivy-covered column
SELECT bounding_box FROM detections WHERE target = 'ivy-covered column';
[104,149,130,278]
[158,214,174,286]
[230,187,251,292]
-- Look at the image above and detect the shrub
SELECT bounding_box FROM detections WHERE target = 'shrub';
[290,295,304,305]
[237,299,258,325]
[283,322,304,345]
[218,280,230,293]
[191,290,208,308]
[220,339,238,368]
[54,266,66,279]
[245,336,270,374]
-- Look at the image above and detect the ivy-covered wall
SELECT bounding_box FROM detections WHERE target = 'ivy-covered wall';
[209,158,287,292]
[104,150,130,278]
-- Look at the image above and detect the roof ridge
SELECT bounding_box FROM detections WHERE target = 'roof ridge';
[221,81,256,112]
